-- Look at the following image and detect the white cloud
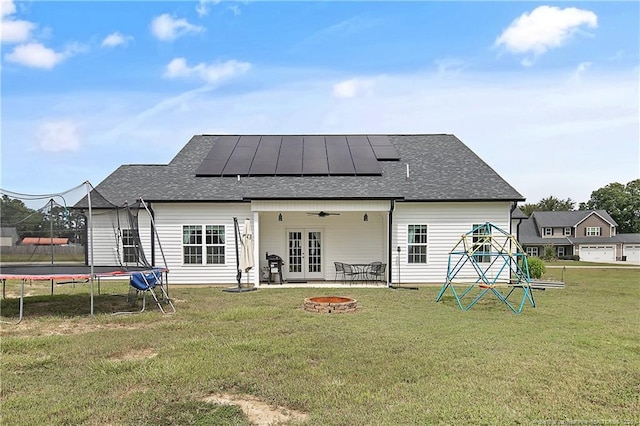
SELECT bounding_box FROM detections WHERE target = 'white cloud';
[163,58,251,84]
[101,32,132,48]
[5,42,65,69]
[150,14,204,41]
[4,41,84,69]
[37,120,82,152]
[196,0,220,17]
[569,61,592,83]
[332,78,375,99]
[495,6,597,64]
[1,0,36,44]
[1,0,17,18]
[1,18,35,43]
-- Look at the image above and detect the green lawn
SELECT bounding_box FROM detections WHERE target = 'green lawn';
[1,267,639,425]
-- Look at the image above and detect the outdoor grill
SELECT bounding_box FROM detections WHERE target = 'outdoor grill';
[266,253,284,284]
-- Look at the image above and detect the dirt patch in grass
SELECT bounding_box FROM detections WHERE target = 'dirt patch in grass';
[0,321,144,337]
[203,393,308,425]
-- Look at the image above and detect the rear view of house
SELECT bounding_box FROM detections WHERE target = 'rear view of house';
[80,134,525,286]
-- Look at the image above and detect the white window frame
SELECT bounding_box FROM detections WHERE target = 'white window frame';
[557,246,565,257]
[564,227,572,236]
[205,225,226,264]
[586,227,601,236]
[183,225,203,264]
[472,224,491,263]
[407,224,428,264]
[121,229,137,264]
[183,225,226,265]
[544,227,553,236]
[526,247,538,257]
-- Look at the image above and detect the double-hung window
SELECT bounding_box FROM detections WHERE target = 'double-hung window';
[407,225,428,264]
[586,227,601,236]
[564,227,572,236]
[122,229,138,263]
[544,227,553,236]
[472,224,491,263]
[183,225,226,265]
[183,225,203,264]
[206,225,225,264]
[526,247,538,257]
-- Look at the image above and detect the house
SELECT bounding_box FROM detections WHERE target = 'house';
[516,210,640,263]
[0,227,19,246]
[80,134,525,286]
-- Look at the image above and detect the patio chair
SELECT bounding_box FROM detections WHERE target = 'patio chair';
[334,262,346,282]
[128,270,175,314]
[342,263,363,285]
[368,262,386,284]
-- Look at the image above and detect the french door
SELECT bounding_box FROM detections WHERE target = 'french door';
[286,229,323,280]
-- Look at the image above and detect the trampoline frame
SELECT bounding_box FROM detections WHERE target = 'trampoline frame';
[1,266,169,324]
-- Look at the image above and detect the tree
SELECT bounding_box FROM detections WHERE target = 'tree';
[519,196,575,216]
[0,195,44,237]
[580,179,640,234]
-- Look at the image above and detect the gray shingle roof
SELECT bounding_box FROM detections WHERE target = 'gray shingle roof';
[81,134,524,207]
[531,210,617,228]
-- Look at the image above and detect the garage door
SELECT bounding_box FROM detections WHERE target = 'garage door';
[623,245,640,262]
[580,245,615,262]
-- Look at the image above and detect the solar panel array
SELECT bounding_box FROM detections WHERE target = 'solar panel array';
[195,135,400,177]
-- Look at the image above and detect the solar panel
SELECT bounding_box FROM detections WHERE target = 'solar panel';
[347,136,382,175]
[371,146,400,161]
[221,136,259,175]
[326,135,355,175]
[303,136,329,175]
[195,134,393,177]
[367,135,400,160]
[276,135,303,175]
[250,136,281,175]
[196,135,239,176]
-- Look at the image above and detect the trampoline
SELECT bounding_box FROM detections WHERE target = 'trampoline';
[1,181,171,323]
[1,265,169,323]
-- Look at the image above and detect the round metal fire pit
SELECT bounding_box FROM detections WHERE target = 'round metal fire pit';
[304,296,357,314]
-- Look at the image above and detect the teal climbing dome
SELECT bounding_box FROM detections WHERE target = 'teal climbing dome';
[435,223,535,314]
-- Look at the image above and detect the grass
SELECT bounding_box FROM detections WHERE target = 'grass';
[1,267,639,425]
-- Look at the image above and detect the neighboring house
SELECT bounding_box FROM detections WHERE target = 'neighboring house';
[0,227,19,246]
[78,134,525,286]
[517,210,640,263]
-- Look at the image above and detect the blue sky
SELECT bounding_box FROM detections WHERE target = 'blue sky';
[2,0,638,206]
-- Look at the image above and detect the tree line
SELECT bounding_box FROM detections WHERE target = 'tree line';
[519,179,640,234]
[0,195,87,244]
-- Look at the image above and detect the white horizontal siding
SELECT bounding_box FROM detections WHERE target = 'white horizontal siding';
[89,200,514,286]
[392,202,512,284]
[152,203,252,285]
[88,208,153,267]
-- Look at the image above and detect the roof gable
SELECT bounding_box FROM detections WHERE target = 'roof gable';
[532,210,617,228]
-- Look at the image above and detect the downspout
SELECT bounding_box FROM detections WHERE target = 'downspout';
[387,200,395,287]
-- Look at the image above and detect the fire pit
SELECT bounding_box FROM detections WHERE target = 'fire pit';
[304,296,357,314]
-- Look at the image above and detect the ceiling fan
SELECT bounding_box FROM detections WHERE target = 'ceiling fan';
[307,211,340,217]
